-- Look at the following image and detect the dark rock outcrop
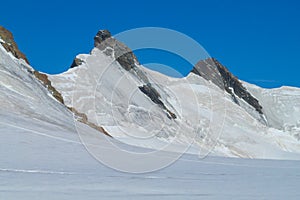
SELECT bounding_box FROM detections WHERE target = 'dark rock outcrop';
[94,30,112,47]
[70,57,84,68]
[139,84,163,106]
[0,26,29,64]
[139,84,177,119]
[192,58,263,114]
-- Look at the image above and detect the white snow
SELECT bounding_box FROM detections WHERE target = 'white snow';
[1,116,300,199]
[244,82,300,131]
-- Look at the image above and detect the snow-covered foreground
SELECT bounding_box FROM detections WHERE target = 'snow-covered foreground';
[1,115,300,200]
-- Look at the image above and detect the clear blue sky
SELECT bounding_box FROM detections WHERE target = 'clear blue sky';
[1,0,300,88]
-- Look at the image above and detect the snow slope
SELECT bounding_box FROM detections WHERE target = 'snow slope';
[2,119,300,200]
[2,114,300,200]
[0,44,73,131]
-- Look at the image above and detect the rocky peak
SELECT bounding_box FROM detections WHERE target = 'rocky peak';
[0,26,29,64]
[192,58,263,115]
[93,29,139,71]
[94,30,112,47]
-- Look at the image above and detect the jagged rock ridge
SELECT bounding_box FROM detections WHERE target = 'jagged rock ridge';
[192,58,263,115]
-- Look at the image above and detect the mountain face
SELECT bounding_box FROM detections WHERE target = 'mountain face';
[1,27,300,159]
[94,30,177,119]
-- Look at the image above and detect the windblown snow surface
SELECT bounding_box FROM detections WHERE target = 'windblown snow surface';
[1,42,300,199]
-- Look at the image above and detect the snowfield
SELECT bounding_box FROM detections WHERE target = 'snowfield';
[1,115,300,199]
[1,36,300,199]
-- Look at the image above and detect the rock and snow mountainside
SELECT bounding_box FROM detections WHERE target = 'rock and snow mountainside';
[1,26,300,159]
[46,30,300,159]
[2,27,300,200]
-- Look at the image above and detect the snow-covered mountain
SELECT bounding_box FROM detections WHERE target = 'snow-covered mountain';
[1,27,300,160]
[47,30,300,159]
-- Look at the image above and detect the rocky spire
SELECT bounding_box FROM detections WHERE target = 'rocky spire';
[94,30,112,47]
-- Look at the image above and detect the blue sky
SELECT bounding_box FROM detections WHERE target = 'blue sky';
[1,0,300,88]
